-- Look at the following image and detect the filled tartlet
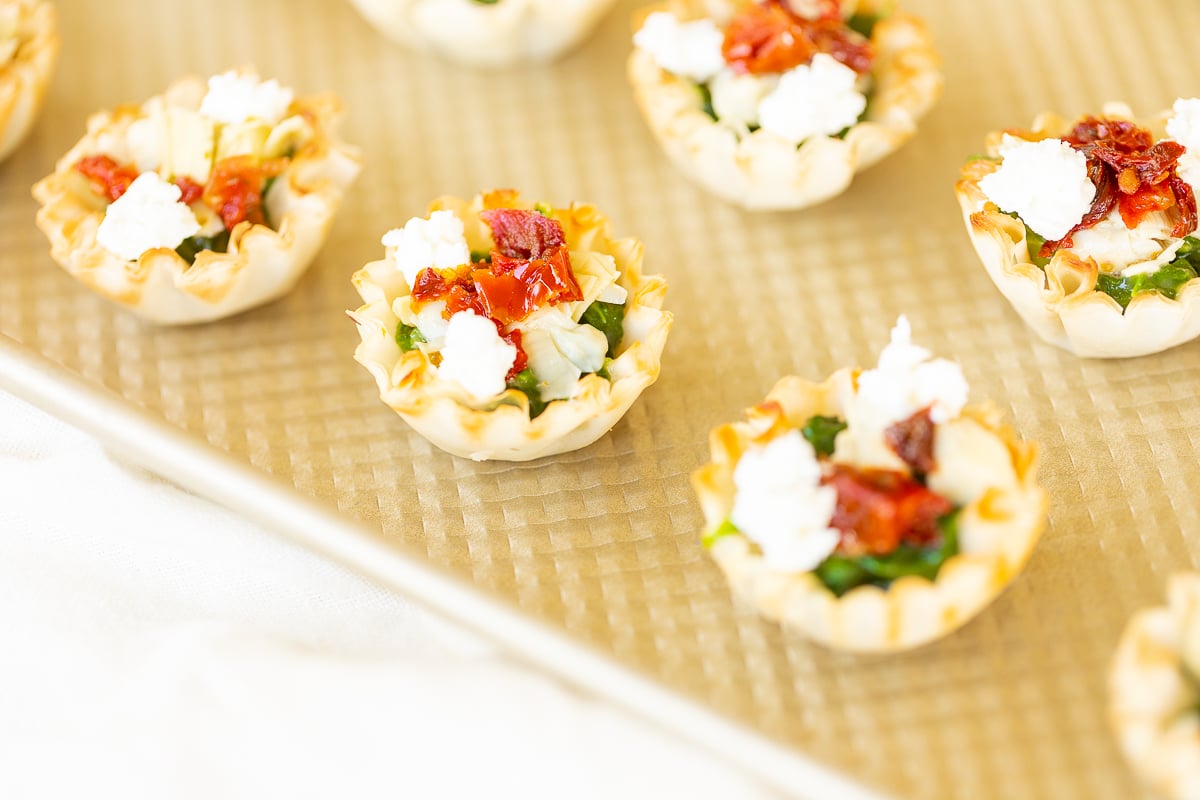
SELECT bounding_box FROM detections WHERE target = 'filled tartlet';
[956,100,1200,358]
[0,0,57,163]
[627,0,941,210]
[1110,574,1200,799]
[32,68,361,324]
[348,0,618,68]
[350,190,672,462]
[692,317,1045,652]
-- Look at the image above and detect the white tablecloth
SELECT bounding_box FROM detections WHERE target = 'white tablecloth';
[0,389,780,800]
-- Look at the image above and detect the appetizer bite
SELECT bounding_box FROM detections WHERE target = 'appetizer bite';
[627,0,941,210]
[957,100,1200,358]
[348,0,618,68]
[692,317,1045,652]
[0,0,57,162]
[1111,574,1200,800]
[32,68,361,324]
[350,190,672,461]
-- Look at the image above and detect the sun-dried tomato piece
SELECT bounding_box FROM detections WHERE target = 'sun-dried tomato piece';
[479,208,566,261]
[175,176,204,206]
[884,408,937,475]
[202,156,287,230]
[824,465,954,556]
[722,0,871,75]
[412,244,582,328]
[75,155,141,202]
[502,327,527,380]
[1043,117,1197,254]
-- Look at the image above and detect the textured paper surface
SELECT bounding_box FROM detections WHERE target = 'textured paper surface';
[5,0,1200,797]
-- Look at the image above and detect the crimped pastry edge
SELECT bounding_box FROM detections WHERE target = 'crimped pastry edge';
[954,105,1200,359]
[31,74,362,325]
[349,191,673,462]
[691,370,1045,653]
[348,0,619,67]
[626,0,942,211]
[1110,573,1200,800]
[0,0,58,162]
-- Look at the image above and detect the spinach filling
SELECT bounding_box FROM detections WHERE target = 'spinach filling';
[708,410,960,597]
[846,12,880,39]
[1022,220,1200,309]
[506,367,548,419]
[580,300,626,358]
[395,322,427,352]
[175,229,231,265]
[697,83,718,122]
[801,415,847,457]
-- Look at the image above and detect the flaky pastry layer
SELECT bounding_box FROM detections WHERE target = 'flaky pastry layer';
[1110,574,1200,800]
[31,75,362,325]
[627,0,942,211]
[350,191,673,462]
[349,0,618,67]
[0,0,58,163]
[954,105,1200,358]
[691,370,1045,653]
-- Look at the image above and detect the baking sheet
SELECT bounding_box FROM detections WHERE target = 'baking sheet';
[4,0,1200,797]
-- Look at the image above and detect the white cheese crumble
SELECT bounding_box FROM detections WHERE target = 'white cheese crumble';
[757,54,866,145]
[381,210,472,288]
[436,311,516,402]
[856,316,967,427]
[730,431,840,573]
[633,11,725,84]
[978,134,1095,242]
[521,308,609,401]
[199,71,295,126]
[96,172,201,261]
[709,69,778,130]
[1069,210,1182,276]
[1167,97,1200,152]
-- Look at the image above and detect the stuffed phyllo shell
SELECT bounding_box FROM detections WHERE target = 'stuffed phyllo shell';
[627,0,941,210]
[0,0,56,162]
[956,100,1200,358]
[692,316,1045,652]
[32,68,362,324]
[348,0,618,68]
[1111,574,1200,800]
[350,190,672,462]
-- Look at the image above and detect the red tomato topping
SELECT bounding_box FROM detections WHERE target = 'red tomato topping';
[1041,117,1197,255]
[823,465,954,556]
[411,244,582,328]
[884,408,937,475]
[479,208,566,261]
[202,155,287,230]
[721,0,871,76]
[502,327,528,380]
[175,176,205,206]
[75,155,141,202]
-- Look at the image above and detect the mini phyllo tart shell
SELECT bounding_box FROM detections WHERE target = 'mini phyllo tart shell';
[32,71,362,325]
[692,345,1044,653]
[627,0,941,211]
[1110,574,1200,800]
[348,0,618,68]
[956,103,1200,358]
[0,0,57,163]
[350,190,672,462]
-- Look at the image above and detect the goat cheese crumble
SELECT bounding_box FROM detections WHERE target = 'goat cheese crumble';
[979,135,1095,242]
[730,430,841,572]
[199,71,295,126]
[436,311,517,402]
[856,315,968,427]
[96,172,201,261]
[633,12,725,84]
[758,54,866,144]
[382,210,472,288]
